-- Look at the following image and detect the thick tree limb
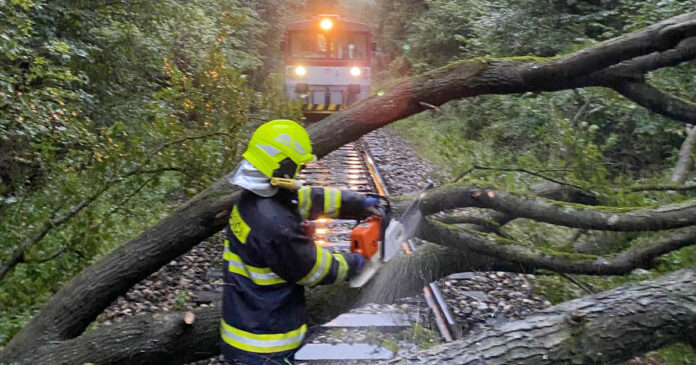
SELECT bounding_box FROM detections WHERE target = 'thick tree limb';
[4,11,696,362]
[605,37,696,76]
[418,184,696,231]
[421,219,696,275]
[21,309,221,365]
[612,81,696,124]
[388,269,696,364]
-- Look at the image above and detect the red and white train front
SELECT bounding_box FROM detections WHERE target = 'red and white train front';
[283,15,373,122]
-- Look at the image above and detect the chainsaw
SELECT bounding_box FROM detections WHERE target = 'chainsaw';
[348,184,433,287]
[348,194,401,287]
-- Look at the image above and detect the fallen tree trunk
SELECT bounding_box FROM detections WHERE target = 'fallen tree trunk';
[17,283,362,365]
[387,269,696,364]
[3,11,696,363]
[20,266,696,365]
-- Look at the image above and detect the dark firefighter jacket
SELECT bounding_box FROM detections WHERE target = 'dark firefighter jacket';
[221,186,366,363]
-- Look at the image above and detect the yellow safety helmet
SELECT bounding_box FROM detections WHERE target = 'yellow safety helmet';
[242,119,316,179]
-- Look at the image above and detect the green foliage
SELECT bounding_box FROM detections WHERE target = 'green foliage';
[389,2,696,330]
[532,275,582,304]
[403,0,483,70]
[171,289,189,311]
[409,323,442,350]
[659,343,696,365]
[0,0,302,345]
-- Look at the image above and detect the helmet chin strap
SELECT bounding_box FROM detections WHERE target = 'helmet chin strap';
[270,177,305,190]
[227,160,279,197]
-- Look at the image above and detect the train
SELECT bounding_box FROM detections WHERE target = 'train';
[282,15,374,122]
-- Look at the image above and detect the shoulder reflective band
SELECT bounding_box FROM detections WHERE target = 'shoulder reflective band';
[333,253,349,283]
[297,187,312,219]
[323,188,341,218]
[229,205,251,244]
[221,319,307,353]
[298,245,331,287]
[224,240,286,286]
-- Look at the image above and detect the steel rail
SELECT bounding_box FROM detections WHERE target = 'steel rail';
[359,146,459,342]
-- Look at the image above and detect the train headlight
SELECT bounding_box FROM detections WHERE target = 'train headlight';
[320,18,333,31]
[294,66,307,76]
[350,67,362,77]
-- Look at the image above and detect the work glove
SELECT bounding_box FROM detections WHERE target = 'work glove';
[364,197,380,209]
[363,197,380,217]
[354,253,365,273]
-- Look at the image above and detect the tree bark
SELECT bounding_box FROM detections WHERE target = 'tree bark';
[388,269,696,364]
[14,283,361,365]
[418,184,696,231]
[4,11,696,363]
[421,219,696,275]
[16,267,696,365]
[672,124,696,183]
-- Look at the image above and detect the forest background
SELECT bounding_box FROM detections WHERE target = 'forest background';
[1,0,695,362]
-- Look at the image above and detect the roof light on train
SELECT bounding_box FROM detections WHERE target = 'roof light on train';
[350,67,362,77]
[294,66,307,76]
[319,18,333,31]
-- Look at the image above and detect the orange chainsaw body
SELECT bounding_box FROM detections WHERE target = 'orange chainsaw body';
[350,216,382,259]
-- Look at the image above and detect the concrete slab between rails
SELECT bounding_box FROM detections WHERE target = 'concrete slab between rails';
[295,343,394,361]
[447,272,476,280]
[322,313,411,331]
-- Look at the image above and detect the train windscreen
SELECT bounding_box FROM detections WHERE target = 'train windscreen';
[330,32,367,60]
[289,32,328,59]
[289,31,367,60]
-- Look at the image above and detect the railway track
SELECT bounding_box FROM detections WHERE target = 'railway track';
[294,141,458,363]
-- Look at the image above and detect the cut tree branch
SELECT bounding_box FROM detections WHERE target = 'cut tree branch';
[612,81,696,124]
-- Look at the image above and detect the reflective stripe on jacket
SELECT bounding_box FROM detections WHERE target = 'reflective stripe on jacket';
[221,187,365,362]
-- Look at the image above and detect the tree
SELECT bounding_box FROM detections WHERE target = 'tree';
[3,11,696,365]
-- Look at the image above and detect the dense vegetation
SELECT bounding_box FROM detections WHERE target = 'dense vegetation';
[0,0,307,343]
[372,0,696,362]
[1,0,696,362]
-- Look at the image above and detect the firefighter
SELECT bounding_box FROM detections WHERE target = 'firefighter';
[221,119,376,364]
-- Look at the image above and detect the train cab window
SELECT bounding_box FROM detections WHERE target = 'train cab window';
[331,32,367,60]
[289,32,327,59]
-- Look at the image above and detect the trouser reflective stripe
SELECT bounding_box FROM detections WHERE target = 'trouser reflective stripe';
[224,240,286,285]
[333,253,349,283]
[297,245,331,287]
[221,319,307,353]
[323,188,341,218]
